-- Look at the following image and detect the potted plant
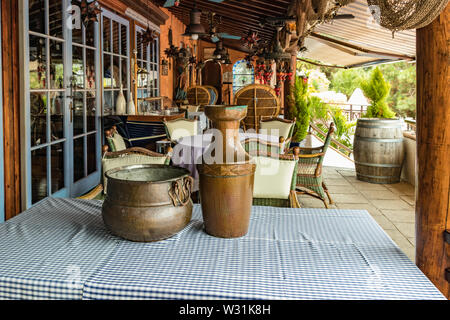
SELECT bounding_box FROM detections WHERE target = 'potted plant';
[353,67,405,184]
[288,75,311,145]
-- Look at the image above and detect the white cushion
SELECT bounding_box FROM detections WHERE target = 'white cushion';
[252,156,296,199]
[110,132,127,151]
[260,121,294,140]
[166,120,198,141]
[102,154,167,194]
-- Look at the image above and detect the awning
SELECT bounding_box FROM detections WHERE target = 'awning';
[299,0,416,68]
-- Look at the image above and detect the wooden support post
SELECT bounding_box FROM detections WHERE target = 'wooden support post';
[283,53,297,118]
[416,3,450,299]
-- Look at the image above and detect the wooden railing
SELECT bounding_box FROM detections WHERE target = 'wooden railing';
[309,122,354,159]
[404,119,416,141]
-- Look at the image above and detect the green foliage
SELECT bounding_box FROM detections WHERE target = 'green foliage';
[329,68,365,97]
[290,76,311,142]
[329,107,356,149]
[309,96,328,121]
[327,61,416,118]
[361,67,395,118]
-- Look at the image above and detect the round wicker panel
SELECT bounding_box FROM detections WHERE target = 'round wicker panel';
[233,84,280,131]
[187,86,211,106]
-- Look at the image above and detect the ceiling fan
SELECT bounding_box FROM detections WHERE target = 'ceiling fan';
[163,0,225,8]
[259,13,355,28]
[204,12,241,43]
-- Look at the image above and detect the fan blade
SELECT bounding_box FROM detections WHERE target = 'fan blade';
[211,35,220,43]
[163,0,176,7]
[333,14,355,20]
[208,0,225,2]
[218,33,242,40]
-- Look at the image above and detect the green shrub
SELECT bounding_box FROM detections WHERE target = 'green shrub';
[290,76,311,142]
[361,67,395,118]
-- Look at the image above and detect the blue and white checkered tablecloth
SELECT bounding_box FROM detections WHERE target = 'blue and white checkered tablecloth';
[0,198,445,300]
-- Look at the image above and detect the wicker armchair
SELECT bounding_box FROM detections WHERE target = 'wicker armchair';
[294,123,335,208]
[163,117,199,144]
[251,148,301,208]
[241,138,284,155]
[78,133,172,200]
[259,117,296,153]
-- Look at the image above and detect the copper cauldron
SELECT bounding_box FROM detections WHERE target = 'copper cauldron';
[102,164,193,242]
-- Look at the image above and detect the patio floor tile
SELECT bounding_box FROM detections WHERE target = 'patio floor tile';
[395,222,415,239]
[369,199,413,210]
[359,189,399,200]
[381,210,415,223]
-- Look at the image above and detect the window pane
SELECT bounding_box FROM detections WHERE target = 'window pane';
[29,35,47,89]
[87,134,97,175]
[85,19,96,47]
[49,0,63,38]
[51,143,65,194]
[121,57,127,88]
[113,56,120,88]
[103,54,111,88]
[86,49,96,89]
[103,17,111,52]
[50,92,64,141]
[73,45,84,89]
[103,90,112,116]
[30,92,47,147]
[29,0,46,34]
[137,31,143,60]
[112,21,119,54]
[86,91,96,132]
[32,147,47,204]
[73,91,84,136]
[50,40,64,89]
[72,2,83,45]
[120,24,128,56]
[73,137,85,182]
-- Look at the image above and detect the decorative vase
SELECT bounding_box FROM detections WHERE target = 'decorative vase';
[116,84,126,115]
[197,105,256,238]
[127,91,136,115]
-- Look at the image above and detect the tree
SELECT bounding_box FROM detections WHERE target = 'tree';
[329,68,365,97]
[361,67,395,118]
[289,76,311,142]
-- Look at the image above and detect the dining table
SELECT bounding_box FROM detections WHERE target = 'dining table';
[0,197,444,300]
[171,132,284,191]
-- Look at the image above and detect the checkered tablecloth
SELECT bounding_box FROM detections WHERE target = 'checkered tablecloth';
[0,198,445,300]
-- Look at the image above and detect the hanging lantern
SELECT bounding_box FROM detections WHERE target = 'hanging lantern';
[182,3,206,41]
[80,0,102,27]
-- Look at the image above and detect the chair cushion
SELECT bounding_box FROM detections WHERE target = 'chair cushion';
[107,132,127,152]
[166,120,198,141]
[102,154,167,194]
[252,156,297,199]
[260,121,294,140]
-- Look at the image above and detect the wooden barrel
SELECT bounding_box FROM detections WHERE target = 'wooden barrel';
[353,118,405,184]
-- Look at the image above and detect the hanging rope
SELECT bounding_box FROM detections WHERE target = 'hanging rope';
[367,0,449,32]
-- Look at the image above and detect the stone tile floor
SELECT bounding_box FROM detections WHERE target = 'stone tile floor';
[297,166,416,262]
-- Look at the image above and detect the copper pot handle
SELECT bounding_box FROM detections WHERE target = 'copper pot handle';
[169,176,193,207]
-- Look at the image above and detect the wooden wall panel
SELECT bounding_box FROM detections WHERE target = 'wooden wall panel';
[1,0,21,220]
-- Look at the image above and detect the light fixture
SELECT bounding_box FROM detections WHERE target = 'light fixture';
[213,41,226,59]
[182,2,206,40]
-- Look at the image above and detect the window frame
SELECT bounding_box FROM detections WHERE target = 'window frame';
[100,9,130,116]
[135,25,160,112]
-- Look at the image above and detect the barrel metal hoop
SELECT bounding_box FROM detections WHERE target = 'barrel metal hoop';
[355,137,404,143]
[446,268,450,283]
[356,173,400,179]
[357,125,402,129]
[355,161,402,168]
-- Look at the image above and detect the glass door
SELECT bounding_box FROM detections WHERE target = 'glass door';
[22,0,101,208]
[70,0,101,196]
